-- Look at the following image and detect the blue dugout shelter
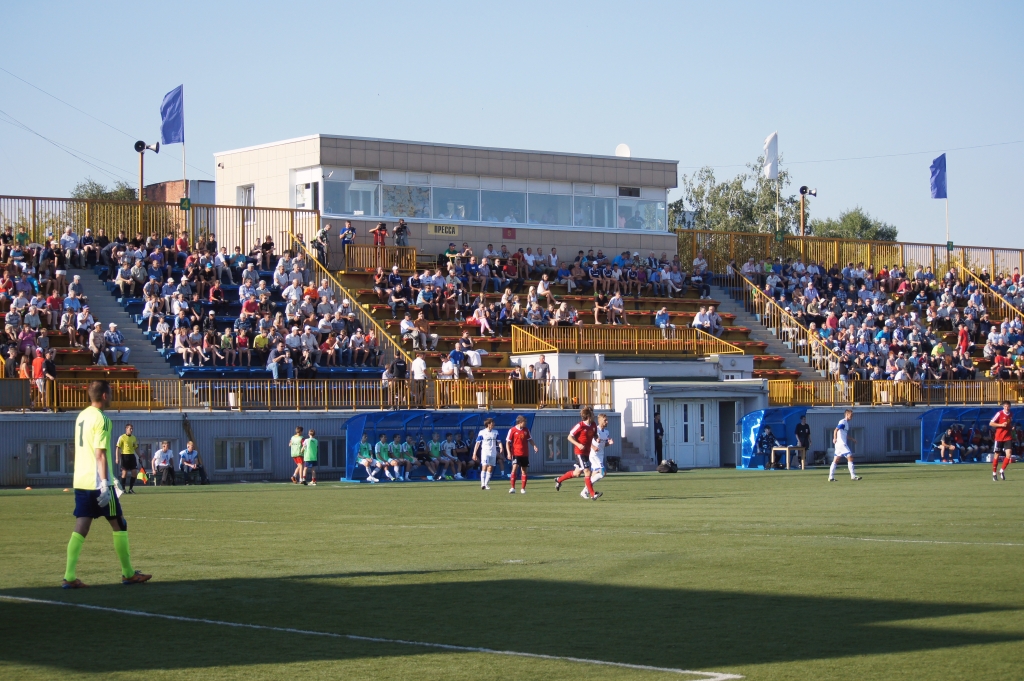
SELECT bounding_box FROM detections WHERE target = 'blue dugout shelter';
[739,407,808,469]
[343,410,536,480]
[917,406,1024,463]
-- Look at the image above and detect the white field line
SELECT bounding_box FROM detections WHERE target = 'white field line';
[0,595,742,680]
[125,516,1024,547]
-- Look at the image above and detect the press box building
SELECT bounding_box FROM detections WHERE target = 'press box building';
[213,134,678,257]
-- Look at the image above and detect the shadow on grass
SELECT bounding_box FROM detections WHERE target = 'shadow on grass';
[1,576,1019,674]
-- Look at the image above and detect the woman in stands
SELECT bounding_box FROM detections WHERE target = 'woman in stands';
[235,329,252,367]
[470,299,495,337]
[188,325,208,366]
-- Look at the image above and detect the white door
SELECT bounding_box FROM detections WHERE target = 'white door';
[657,400,719,468]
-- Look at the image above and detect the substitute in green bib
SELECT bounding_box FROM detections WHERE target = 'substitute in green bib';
[302,429,319,486]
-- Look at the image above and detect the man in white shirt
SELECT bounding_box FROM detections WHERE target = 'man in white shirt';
[410,352,428,407]
[472,418,503,490]
[829,409,862,481]
[151,441,176,486]
[581,412,614,499]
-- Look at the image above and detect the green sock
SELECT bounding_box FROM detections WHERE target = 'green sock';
[112,531,133,579]
[65,532,85,582]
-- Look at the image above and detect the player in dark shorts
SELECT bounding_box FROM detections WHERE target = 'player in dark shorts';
[555,407,599,499]
[455,433,476,478]
[116,424,139,494]
[506,415,538,494]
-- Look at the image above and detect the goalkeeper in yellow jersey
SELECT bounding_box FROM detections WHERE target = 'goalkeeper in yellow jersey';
[63,380,152,589]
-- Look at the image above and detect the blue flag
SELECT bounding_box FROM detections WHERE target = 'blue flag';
[160,85,184,145]
[929,153,946,199]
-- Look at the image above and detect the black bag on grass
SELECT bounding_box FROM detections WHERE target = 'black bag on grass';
[657,459,678,473]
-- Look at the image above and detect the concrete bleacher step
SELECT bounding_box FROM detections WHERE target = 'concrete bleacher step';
[77,272,178,378]
[711,284,823,382]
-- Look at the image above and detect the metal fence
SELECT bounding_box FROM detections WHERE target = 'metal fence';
[956,260,1024,325]
[339,244,418,274]
[768,379,1024,407]
[677,228,1024,282]
[0,378,611,412]
[511,325,744,356]
[0,195,319,255]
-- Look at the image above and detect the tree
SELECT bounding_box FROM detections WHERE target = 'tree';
[669,156,801,234]
[807,207,898,242]
[70,178,137,201]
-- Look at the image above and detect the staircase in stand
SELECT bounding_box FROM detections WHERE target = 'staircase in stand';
[711,283,824,381]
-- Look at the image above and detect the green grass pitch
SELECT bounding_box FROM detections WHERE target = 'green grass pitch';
[1,464,1022,680]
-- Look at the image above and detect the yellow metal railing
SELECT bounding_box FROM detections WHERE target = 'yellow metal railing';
[678,228,1024,282]
[289,233,414,367]
[511,324,743,357]
[955,260,1024,325]
[340,243,418,274]
[44,378,610,412]
[0,194,319,256]
[767,379,1024,407]
[721,271,842,377]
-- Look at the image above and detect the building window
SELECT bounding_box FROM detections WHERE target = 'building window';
[886,427,920,455]
[527,193,572,226]
[544,433,570,463]
[432,188,479,221]
[573,196,616,228]
[26,441,73,476]
[323,437,347,470]
[481,190,525,224]
[214,439,268,472]
[323,181,379,217]
[354,170,380,181]
[382,185,431,218]
[295,183,310,209]
[617,199,666,231]
[238,185,255,207]
[618,186,640,197]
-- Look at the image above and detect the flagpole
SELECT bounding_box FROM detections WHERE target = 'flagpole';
[776,178,780,233]
[944,197,949,244]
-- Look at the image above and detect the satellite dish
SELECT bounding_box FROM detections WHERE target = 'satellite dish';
[614,143,631,158]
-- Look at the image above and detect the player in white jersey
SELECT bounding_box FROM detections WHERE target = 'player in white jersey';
[582,413,613,499]
[829,409,862,481]
[472,418,503,490]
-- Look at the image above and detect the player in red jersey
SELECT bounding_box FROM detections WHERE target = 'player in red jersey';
[989,401,1014,481]
[555,407,601,500]
[506,415,538,494]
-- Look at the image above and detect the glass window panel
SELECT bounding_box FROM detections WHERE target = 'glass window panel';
[295,183,309,209]
[26,444,40,475]
[45,444,62,473]
[573,196,616,228]
[617,199,667,231]
[230,442,246,470]
[323,181,379,217]
[432,188,479,221]
[527,194,572,226]
[481,191,526,224]
[331,438,347,469]
[382,185,431,218]
[65,442,74,475]
[215,441,227,470]
[250,440,264,471]
[682,404,689,443]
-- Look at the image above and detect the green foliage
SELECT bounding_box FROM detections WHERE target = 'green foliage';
[808,206,899,242]
[70,178,137,201]
[670,156,801,234]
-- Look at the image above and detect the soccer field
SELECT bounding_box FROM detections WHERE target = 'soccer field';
[1,465,1022,680]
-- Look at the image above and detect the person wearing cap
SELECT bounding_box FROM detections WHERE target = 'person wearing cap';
[300,326,321,366]
[104,323,130,365]
[59,227,81,268]
[87,322,108,364]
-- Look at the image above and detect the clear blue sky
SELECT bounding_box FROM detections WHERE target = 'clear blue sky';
[1,1,1020,247]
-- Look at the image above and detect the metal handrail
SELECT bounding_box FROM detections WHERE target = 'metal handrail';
[510,324,743,356]
[955,259,1024,325]
[722,271,842,377]
[288,233,415,367]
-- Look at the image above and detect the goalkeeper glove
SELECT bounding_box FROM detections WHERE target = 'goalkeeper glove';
[97,479,111,508]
